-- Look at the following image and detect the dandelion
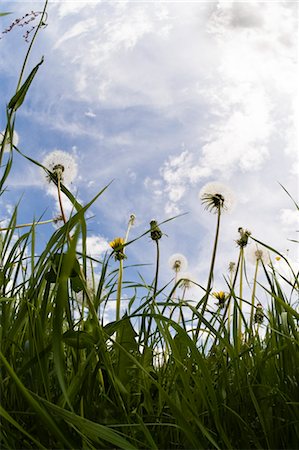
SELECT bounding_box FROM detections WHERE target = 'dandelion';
[42,150,78,185]
[213,291,228,309]
[247,245,270,266]
[178,273,193,289]
[168,253,188,273]
[199,181,235,214]
[109,237,126,261]
[0,129,19,152]
[150,220,163,241]
[236,227,251,248]
[195,182,235,340]
[254,303,264,325]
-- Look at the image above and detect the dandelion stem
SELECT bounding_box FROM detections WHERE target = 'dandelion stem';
[57,175,67,225]
[238,247,244,345]
[249,258,259,333]
[0,218,55,231]
[195,206,221,340]
[153,240,160,301]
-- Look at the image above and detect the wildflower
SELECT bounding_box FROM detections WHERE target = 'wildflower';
[109,237,126,261]
[168,253,188,273]
[199,182,235,214]
[213,291,228,309]
[254,303,264,324]
[247,245,270,265]
[42,150,78,185]
[150,220,162,241]
[0,129,19,152]
[236,227,251,248]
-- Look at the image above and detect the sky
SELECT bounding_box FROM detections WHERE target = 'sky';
[0,0,298,317]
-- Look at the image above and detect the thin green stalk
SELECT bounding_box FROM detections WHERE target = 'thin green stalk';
[115,215,135,321]
[249,258,259,333]
[238,247,244,346]
[195,206,221,340]
[0,218,56,231]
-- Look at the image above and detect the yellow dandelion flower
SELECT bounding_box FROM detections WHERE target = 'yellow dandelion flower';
[213,291,228,308]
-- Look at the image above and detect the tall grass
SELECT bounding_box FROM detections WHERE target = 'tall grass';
[0,5,299,449]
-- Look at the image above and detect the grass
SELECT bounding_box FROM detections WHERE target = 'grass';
[0,4,299,449]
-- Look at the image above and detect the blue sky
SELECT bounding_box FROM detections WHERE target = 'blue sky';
[0,1,298,314]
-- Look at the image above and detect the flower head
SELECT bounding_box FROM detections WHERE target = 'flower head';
[254,303,264,324]
[150,220,163,241]
[168,253,188,273]
[247,245,270,266]
[109,237,126,261]
[42,150,78,185]
[236,227,251,248]
[0,129,19,152]
[213,291,228,309]
[199,182,235,214]
[178,272,194,289]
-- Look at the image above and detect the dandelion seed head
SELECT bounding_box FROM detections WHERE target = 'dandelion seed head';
[42,150,78,185]
[199,181,235,214]
[247,245,270,265]
[168,253,188,273]
[178,272,193,289]
[0,129,19,152]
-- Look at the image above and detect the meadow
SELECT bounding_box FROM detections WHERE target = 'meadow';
[0,5,299,449]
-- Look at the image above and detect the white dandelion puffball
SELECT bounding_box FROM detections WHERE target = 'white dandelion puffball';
[247,245,271,266]
[42,150,78,185]
[178,272,194,289]
[0,129,19,152]
[199,181,236,213]
[168,253,188,273]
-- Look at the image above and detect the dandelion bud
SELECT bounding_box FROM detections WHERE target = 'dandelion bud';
[236,227,251,248]
[254,303,264,324]
[150,220,162,241]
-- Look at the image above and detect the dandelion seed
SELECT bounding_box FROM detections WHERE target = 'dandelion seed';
[247,245,270,265]
[42,150,77,185]
[199,181,235,214]
[0,129,19,152]
[168,253,188,273]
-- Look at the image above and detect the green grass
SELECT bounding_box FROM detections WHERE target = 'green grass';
[0,4,299,449]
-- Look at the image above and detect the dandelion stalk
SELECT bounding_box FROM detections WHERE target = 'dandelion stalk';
[249,257,259,333]
[150,220,162,301]
[0,217,59,232]
[194,182,235,341]
[238,247,244,342]
[110,215,135,321]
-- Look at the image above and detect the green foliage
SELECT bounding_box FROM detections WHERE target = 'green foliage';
[0,2,298,449]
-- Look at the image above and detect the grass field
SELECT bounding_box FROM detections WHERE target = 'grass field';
[1,4,298,449]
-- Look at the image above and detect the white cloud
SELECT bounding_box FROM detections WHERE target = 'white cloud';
[279,209,299,229]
